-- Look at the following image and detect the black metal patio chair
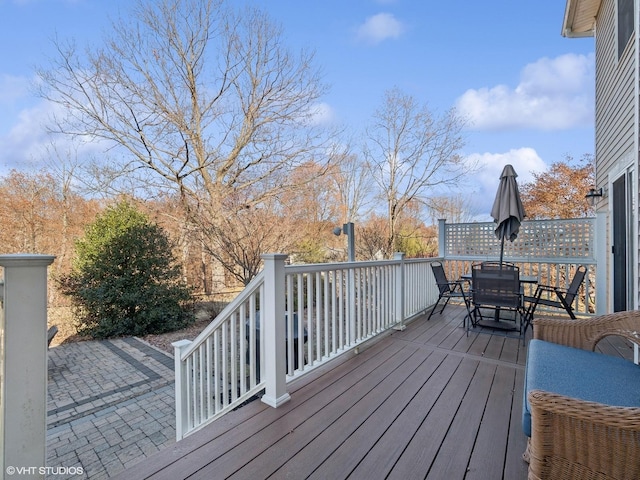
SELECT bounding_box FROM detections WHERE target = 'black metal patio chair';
[524,265,587,322]
[427,262,469,321]
[469,263,526,343]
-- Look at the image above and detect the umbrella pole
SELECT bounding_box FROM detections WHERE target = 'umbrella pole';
[495,236,506,321]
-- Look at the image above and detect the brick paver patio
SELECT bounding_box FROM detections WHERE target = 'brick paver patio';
[47,338,176,479]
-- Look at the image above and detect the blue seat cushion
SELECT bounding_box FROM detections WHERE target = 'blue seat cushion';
[522,339,640,437]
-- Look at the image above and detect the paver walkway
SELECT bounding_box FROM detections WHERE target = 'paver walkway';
[47,338,177,479]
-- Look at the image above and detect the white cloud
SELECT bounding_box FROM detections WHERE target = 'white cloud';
[308,102,336,126]
[0,97,105,173]
[0,102,52,170]
[464,148,547,219]
[356,13,405,45]
[456,53,595,131]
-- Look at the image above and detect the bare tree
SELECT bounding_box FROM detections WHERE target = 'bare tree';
[281,161,340,230]
[427,195,477,225]
[200,199,298,284]
[332,147,372,224]
[364,87,470,257]
[356,214,388,260]
[37,0,329,282]
[43,143,93,271]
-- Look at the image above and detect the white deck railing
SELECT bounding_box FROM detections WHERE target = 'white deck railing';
[173,253,440,439]
[173,217,603,440]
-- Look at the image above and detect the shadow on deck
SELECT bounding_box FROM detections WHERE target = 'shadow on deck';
[116,306,635,480]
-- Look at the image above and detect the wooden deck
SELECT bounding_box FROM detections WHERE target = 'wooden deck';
[119,306,635,480]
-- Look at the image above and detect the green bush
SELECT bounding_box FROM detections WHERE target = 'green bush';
[60,201,194,338]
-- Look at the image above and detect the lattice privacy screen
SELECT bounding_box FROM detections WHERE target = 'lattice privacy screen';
[444,218,595,262]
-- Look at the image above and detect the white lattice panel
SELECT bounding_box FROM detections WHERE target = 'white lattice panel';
[444,218,595,262]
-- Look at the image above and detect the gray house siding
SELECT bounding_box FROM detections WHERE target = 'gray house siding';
[594,0,635,184]
[562,0,640,313]
[586,0,638,311]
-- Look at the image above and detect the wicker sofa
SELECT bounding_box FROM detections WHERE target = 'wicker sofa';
[522,311,640,480]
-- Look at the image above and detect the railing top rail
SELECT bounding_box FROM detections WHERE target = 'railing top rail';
[284,258,401,274]
[404,257,441,263]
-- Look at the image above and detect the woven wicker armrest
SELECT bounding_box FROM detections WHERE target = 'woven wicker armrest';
[592,330,640,349]
[532,310,640,351]
[528,390,640,480]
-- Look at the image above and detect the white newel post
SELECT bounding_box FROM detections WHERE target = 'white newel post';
[0,254,55,477]
[260,254,290,408]
[393,253,406,330]
[172,339,192,441]
[438,219,446,258]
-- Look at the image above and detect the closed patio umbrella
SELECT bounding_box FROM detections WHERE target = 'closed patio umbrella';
[491,164,526,266]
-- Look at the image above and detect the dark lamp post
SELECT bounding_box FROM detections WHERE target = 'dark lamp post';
[333,222,355,262]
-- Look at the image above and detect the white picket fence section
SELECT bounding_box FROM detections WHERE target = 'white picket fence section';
[173,253,439,439]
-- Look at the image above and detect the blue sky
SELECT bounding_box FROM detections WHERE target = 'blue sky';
[0,0,595,217]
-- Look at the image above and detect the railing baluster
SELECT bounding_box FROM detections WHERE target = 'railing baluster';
[285,274,293,375]
[259,282,265,385]
[296,273,305,371]
[248,294,257,387]
[221,321,228,407]
[190,352,197,426]
[198,343,205,423]
[355,268,361,341]
[238,303,246,396]
[187,355,194,429]
[338,269,344,349]
[230,313,237,403]
[314,272,321,360]
[323,272,329,359]
[213,329,220,414]
[331,270,338,352]
[206,336,212,417]
[306,274,314,365]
